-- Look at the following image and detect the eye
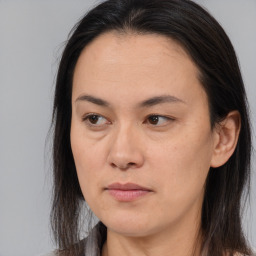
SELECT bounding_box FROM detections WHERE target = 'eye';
[146,115,174,126]
[83,114,110,126]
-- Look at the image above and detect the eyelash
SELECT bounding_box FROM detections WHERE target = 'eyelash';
[82,113,110,127]
[82,113,175,128]
[144,114,175,126]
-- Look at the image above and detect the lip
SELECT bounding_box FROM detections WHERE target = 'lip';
[107,182,151,191]
[105,182,153,202]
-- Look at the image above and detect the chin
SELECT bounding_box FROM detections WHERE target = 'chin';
[100,212,161,237]
[108,224,154,237]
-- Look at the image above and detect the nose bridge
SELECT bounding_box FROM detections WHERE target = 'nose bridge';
[116,122,134,147]
[107,121,144,169]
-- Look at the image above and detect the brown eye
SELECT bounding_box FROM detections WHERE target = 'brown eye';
[83,114,109,126]
[146,115,174,126]
[148,115,160,125]
[88,115,100,124]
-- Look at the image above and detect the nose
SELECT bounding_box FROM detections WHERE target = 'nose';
[107,125,144,170]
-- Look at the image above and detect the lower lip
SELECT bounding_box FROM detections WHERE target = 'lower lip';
[107,189,151,202]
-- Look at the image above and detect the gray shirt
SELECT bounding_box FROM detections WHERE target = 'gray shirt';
[41,222,105,256]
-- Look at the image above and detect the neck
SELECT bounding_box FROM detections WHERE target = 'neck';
[102,213,202,256]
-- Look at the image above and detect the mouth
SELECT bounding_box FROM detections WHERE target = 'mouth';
[105,182,153,202]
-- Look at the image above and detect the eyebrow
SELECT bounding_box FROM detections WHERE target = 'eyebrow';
[138,95,186,107]
[75,94,185,107]
[75,95,109,107]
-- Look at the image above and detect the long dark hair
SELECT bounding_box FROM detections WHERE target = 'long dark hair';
[50,0,252,255]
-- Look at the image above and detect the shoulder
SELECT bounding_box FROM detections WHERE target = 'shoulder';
[39,222,106,256]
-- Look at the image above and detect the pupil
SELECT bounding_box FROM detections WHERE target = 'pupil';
[89,115,99,124]
[149,116,159,124]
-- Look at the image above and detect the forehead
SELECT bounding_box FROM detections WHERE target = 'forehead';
[75,31,195,73]
[72,31,206,107]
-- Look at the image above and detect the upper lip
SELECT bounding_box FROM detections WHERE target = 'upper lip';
[106,182,152,191]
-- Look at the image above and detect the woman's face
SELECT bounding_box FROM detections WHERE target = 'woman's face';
[71,32,219,237]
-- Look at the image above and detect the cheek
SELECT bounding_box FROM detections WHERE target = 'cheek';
[71,119,106,168]
[149,128,214,201]
[70,123,105,197]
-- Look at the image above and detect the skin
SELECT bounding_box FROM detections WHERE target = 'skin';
[70,31,240,256]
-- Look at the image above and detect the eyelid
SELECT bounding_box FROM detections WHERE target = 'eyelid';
[144,114,175,126]
[82,113,111,127]
[81,113,175,128]
[82,112,99,120]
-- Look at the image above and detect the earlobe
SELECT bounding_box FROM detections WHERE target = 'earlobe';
[210,111,241,168]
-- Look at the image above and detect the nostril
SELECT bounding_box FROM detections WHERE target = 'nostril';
[110,163,116,168]
[110,162,136,170]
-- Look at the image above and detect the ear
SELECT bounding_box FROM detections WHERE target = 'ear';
[210,111,241,168]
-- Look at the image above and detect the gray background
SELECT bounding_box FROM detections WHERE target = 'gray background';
[0,0,255,255]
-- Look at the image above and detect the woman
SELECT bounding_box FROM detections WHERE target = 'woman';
[49,0,253,255]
